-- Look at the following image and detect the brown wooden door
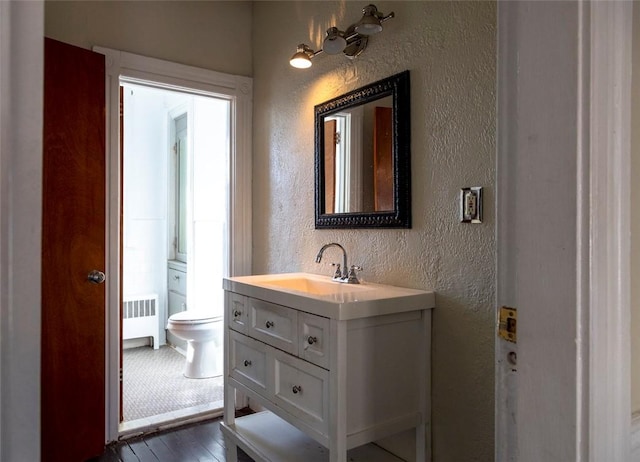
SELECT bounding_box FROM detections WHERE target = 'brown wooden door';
[374,106,393,211]
[42,37,106,461]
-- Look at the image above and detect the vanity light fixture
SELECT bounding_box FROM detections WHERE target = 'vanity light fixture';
[323,27,347,55]
[355,4,388,35]
[289,44,315,69]
[289,3,395,69]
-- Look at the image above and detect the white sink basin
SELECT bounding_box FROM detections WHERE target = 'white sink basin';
[256,274,372,296]
[223,272,435,320]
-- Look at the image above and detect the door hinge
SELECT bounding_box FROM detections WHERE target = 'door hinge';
[119,368,123,382]
[172,142,178,155]
[334,132,341,145]
[498,306,517,343]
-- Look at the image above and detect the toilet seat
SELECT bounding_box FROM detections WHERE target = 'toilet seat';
[166,310,223,378]
[169,310,222,325]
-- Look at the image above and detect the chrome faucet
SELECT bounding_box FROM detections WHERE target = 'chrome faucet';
[315,243,361,284]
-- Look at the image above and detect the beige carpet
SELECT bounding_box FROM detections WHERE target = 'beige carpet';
[122,345,223,421]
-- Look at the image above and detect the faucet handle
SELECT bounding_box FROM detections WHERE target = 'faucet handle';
[330,263,343,280]
[347,265,363,284]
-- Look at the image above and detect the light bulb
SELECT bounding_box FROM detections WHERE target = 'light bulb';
[323,27,347,55]
[290,45,313,69]
[354,4,384,36]
[354,21,383,35]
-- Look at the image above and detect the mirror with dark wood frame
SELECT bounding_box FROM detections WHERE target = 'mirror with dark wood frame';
[314,70,411,228]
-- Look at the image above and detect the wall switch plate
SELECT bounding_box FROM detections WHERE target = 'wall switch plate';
[460,187,483,223]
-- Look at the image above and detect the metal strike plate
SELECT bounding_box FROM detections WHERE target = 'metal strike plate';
[460,187,483,223]
[498,306,517,343]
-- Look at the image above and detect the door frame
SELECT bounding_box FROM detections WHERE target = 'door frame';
[94,46,252,442]
[496,1,632,460]
[0,2,44,461]
[586,3,631,459]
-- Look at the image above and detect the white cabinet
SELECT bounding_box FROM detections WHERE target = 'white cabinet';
[228,291,249,334]
[167,261,187,348]
[247,298,298,355]
[221,275,434,462]
[229,331,268,394]
[298,312,330,369]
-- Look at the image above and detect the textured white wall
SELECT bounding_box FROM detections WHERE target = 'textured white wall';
[252,2,496,460]
[45,0,252,76]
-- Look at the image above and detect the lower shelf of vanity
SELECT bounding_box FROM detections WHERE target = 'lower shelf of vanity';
[220,411,404,462]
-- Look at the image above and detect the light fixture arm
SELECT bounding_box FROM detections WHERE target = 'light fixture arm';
[362,4,395,24]
[379,11,395,24]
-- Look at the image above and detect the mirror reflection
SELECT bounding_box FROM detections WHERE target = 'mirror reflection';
[315,70,411,228]
[323,96,393,214]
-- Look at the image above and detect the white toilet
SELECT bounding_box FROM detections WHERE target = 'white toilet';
[166,310,223,379]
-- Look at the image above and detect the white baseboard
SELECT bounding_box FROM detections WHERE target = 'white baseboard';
[123,338,153,350]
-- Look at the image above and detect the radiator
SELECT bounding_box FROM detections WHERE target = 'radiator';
[123,294,159,349]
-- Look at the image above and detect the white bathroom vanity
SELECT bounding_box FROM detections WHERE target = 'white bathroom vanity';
[221,273,435,462]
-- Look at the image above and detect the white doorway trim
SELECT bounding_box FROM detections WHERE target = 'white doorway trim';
[587,2,631,460]
[94,46,252,443]
[496,1,632,460]
[0,2,44,461]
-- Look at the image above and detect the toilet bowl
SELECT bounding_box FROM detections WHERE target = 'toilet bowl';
[166,310,223,379]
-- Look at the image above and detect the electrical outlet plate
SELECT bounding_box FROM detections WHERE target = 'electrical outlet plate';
[460,187,483,223]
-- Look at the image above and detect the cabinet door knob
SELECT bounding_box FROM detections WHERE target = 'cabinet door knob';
[265,320,274,328]
[243,360,252,367]
[307,336,317,345]
[173,275,180,280]
[292,385,302,394]
[233,310,242,317]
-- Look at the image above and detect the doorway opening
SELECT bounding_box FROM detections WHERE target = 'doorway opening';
[119,82,229,432]
[99,46,252,443]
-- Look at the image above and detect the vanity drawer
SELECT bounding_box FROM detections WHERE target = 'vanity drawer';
[168,268,187,294]
[229,331,267,394]
[248,299,298,355]
[271,347,329,436]
[227,292,249,334]
[298,312,330,369]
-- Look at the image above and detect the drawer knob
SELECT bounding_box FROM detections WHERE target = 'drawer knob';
[292,385,302,394]
[233,310,242,317]
[307,336,318,345]
[265,320,274,328]
[243,360,252,367]
[173,275,180,280]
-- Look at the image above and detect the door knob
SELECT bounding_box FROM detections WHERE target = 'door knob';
[87,270,106,284]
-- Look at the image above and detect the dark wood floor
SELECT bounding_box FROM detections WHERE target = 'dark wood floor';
[89,415,254,462]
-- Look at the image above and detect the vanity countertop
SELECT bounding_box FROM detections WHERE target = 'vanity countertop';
[223,272,434,321]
